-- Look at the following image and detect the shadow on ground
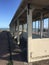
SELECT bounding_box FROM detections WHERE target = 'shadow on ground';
[0,31,27,62]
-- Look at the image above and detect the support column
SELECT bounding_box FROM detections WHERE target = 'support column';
[17,19,20,45]
[22,24,24,34]
[48,18,49,37]
[14,23,16,32]
[38,21,40,34]
[27,10,32,38]
[32,22,33,33]
[40,13,43,38]
[13,25,15,36]
[11,26,14,36]
[35,21,36,34]
[14,23,16,37]
[27,7,33,62]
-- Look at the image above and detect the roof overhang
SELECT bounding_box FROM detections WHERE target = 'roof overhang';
[10,0,49,27]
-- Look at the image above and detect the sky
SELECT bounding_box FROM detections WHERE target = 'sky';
[0,0,22,28]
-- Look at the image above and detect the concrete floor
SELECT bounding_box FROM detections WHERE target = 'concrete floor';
[0,31,9,65]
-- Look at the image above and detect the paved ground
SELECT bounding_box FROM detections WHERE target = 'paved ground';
[0,31,27,65]
[0,31,9,65]
[0,31,49,65]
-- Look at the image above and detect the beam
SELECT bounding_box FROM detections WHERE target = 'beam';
[14,6,27,22]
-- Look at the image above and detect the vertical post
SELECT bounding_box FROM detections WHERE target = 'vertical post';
[17,19,20,45]
[13,26,14,35]
[40,13,43,38]
[32,22,33,33]
[22,24,24,34]
[48,18,49,37]
[13,25,15,36]
[27,6,33,62]
[43,19,44,37]
[14,23,16,37]
[11,26,13,36]
[15,23,16,32]
[35,21,36,34]
[38,21,40,34]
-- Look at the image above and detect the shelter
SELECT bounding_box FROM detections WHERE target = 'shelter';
[9,0,49,62]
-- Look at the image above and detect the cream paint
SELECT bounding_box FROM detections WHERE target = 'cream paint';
[28,38,49,62]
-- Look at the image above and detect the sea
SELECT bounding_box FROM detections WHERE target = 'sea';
[0,28,9,31]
